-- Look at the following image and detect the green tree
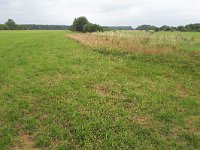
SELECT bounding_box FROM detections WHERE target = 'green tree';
[177,26,184,31]
[5,19,17,30]
[181,28,187,32]
[72,17,89,32]
[160,25,171,31]
[83,23,103,32]
[0,24,6,30]
[136,25,158,31]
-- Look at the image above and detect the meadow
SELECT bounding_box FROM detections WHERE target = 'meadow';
[69,30,200,54]
[0,30,200,149]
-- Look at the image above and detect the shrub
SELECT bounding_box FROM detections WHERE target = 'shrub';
[0,24,6,30]
[181,28,188,32]
[160,25,171,31]
[71,16,103,32]
[83,23,103,32]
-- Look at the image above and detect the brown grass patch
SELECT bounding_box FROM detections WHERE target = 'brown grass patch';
[176,83,187,98]
[93,84,107,96]
[11,132,39,150]
[36,72,65,87]
[129,114,153,126]
[184,115,200,137]
[93,82,124,99]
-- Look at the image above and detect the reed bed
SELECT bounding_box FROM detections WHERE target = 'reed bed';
[68,30,197,54]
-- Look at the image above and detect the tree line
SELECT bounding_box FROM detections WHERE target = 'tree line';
[1,18,200,32]
[136,24,200,32]
[0,19,69,30]
[103,26,133,30]
[70,17,134,32]
[0,18,132,32]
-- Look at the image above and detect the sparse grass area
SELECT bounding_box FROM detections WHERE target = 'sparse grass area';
[0,30,200,149]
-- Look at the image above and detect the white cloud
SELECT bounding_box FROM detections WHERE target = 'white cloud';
[0,0,199,27]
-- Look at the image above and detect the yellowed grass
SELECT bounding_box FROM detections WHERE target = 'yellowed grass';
[67,31,187,54]
[10,132,39,150]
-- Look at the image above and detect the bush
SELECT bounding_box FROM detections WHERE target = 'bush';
[160,25,171,31]
[181,28,188,32]
[83,23,103,32]
[0,24,6,30]
[136,25,158,31]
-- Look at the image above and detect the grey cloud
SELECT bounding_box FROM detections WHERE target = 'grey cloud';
[0,0,199,27]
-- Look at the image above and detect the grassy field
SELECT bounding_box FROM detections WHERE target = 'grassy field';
[0,30,200,149]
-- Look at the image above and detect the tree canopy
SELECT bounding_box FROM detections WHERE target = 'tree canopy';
[1,18,200,32]
[83,23,103,32]
[136,25,158,31]
[72,17,89,32]
[0,19,69,30]
[71,16,103,32]
[136,24,200,32]
[5,19,17,30]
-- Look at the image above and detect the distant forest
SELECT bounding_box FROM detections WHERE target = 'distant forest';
[136,24,200,32]
[0,19,69,30]
[1,19,200,32]
[103,26,133,30]
[22,24,69,30]
[0,19,133,31]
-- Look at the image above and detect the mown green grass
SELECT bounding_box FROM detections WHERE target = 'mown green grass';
[0,30,199,149]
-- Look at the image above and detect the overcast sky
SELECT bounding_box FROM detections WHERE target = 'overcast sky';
[0,0,199,27]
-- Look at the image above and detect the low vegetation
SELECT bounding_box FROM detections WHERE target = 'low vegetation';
[68,30,200,54]
[0,30,199,150]
[83,23,103,32]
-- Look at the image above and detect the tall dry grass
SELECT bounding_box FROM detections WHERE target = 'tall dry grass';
[68,30,196,54]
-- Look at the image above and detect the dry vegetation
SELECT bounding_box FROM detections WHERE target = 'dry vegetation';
[68,30,197,54]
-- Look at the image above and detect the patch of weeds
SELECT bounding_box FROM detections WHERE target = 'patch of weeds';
[48,124,63,140]
[0,126,13,149]
[17,100,30,110]
[180,98,200,115]
[55,142,75,150]
[179,132,199,148]
[23,117,37,132]
[34,134,51,148]
[161,124,171,135]
[194,119,200,128]
[155,111,176,123]
[6,110,22,122]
